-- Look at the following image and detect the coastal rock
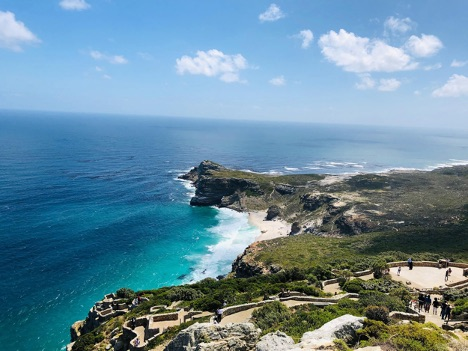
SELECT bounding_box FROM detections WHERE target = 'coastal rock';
[266,205,281,220]
[290,222,301,235]
[298,314,364,349]
[70,320,84,341]
[164,322,260,351]
[190,177,263,207]
[275,184,296,195]
[256,331,295,351]
[301,193,338,212]
[232,243,282,278]
[335,214,370,235]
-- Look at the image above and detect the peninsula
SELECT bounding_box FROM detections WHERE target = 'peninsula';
[69,161,468,351]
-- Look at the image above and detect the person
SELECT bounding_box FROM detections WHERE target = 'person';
[131,317,136,330]
[445,304,452,322]
[216,307,224,323]
[432,298,439,315]
[425,295,431,313]
[445,269,449,281]
[448,267,452,276]
[134,338,140,347]
[441,301,447,319]
[418,294,425,312]
[397,266,401,276]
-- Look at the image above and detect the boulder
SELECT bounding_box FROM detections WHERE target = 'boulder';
[164,322,261,351]
[275,184,296,195]
[256,331,295,351]
[297,314,364,349]
[290,222,301,235]
[266,205,281,220]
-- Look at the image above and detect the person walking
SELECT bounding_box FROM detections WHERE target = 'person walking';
[432,298,439,315]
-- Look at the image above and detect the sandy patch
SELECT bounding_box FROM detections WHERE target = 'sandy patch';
[248,211,290,241]
[318,174,351,186]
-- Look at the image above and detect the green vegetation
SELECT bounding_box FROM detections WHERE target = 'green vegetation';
[252,299,362,341]
[358,320,452,351]
[72,331,104,351]
[250,224,468,273]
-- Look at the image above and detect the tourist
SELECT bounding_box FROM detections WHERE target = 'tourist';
[448,267,452,276]
[418,294,425,312]
[131,317,136,330]
[134,337,140,347]
[445,269,449,281]
[397,266,401,276]
[407,258,412,270]
[445,304,452,322]
[432,298,439,315]
[216,307,224,323]
[425,295,431,313]
[441,301,447,319]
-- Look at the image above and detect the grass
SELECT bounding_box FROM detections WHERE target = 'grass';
[252,222,468,272]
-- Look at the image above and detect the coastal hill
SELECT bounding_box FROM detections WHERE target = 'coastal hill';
[180,160,468,277]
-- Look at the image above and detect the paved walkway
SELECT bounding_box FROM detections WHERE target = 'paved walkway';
[389,265,465,289]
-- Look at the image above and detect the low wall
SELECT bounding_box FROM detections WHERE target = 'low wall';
[152,312,179,322]
[222,300,272,318]
[447,278,468,288]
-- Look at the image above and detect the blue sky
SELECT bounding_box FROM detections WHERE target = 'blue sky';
[1,0,467,127]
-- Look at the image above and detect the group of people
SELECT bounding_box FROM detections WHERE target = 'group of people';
[416,293,452,321]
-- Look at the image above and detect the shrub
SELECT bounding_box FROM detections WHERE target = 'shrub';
[371,259,388,279]
[359,291,406,312]
[342,279,364,293]
[167,287,204,301]
[365,305,390,324]
[72,332,104,351]
[116,287,136,299]
[191,295,223,312]
[251,301,291,332]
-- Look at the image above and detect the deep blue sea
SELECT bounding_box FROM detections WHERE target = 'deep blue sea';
[1,110,468,351]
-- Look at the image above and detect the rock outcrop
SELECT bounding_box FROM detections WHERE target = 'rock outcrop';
[164,322,261,351]
[275,184,297,195]
[180,161,263,208]
[256,331,295,351]
[301,193,338,212]
[295,314,364,350]
[266,205,281,220]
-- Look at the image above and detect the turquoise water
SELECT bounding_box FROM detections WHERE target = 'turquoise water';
[1,110,468,351]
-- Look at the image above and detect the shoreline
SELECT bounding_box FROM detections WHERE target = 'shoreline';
[248,210,290,242]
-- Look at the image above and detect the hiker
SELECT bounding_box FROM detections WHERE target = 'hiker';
[134,338,140,347]
[432,298,439,315]
[397,266,401,276]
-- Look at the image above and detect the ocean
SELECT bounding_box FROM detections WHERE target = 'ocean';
[1,110,467,351]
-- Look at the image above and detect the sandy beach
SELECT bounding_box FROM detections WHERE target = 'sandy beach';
[248,211,290,241]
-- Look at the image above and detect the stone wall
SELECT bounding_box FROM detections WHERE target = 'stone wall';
[152,312,179,322]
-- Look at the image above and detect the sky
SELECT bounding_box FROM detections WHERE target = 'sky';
[0,0,467,127]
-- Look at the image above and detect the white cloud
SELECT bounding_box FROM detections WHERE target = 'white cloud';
[423,63,442,71]
[59,0,90,11]
[0,11,40,51]
[319,29,416,73]
[355,74,401,91]
[269,75,285,86]
[405,34,443,57]
[90,50,128,64]
[175,49,248,83]
[451,60,468,68]
[355,74,375,90]
[432,74,468,97]
[296,29,313,49]
[378,78,401,91]
[259,4,285,22]
[384,16,414,35]
[138,52,154,61]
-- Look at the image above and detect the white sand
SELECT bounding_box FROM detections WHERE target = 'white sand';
[248,211,290,242]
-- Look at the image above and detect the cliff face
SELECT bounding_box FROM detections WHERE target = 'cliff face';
[179,160,263,209]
